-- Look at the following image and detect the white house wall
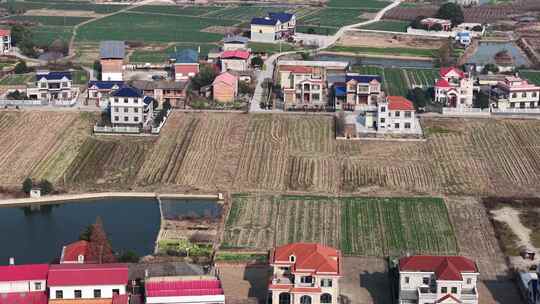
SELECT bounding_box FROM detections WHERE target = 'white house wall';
[0,280,46,293]
[146,294,225,304]
[49,284,126,299]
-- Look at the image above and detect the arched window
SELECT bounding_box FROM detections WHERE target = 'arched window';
[300,295,311,304]
[289,255,295,262]
[320,293,332,304]
[279,293,291,304]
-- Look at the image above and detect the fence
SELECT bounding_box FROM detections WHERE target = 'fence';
[52,99,77,107]
[0,99,47,106]
[93,125,141,134]
[492,108,540,114]
[442,107,491,116]
[151,109,172,134]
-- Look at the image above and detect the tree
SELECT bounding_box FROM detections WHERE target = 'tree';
[407,87,428,110]
[22,177,32,194]
[437,39,453,67]
[431,23,443,32]
[14,60,28,74]
[49,39,69,56]
[118,251,140,263]
[87,217,116,263]
[10,25,31,46]
[436,3,464,27]
[39,179,53,195]
[93,60,102,81]
[191,65,217,91]
[79,224,93,241]
[251,56,263,69]
[152,98,159,110]
[239,81,253,95]
[474,90,490,109]
[410,16,427,29]
[163,100,171,111]
[482,63,499,74]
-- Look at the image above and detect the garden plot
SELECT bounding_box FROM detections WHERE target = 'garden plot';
[405,68,439,88]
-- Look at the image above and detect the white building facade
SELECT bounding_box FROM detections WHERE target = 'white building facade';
[434,67,474,109]
[490,76,540,110]
[27,71,79,103]
[377,96,421,134]
[109,86,154,128]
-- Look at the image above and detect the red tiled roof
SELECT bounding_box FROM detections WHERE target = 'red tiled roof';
[61,240,89,263]
[146,279,223,298]
[221,50,250,60]
[435,78,451,88]
[112,294,129,304]
[290,287,322,293]
[0,264,49,282]
[436,293,462,303]
[174,64,199,76]
[272,243,340,275]
[399,256,477,281]
[387,96,414,111]
[213,72,238,87]
[279,65,312,74]
[0,29,10,37]
[48,264,128,286]
[0,291,47,304]
[440,67,465,78]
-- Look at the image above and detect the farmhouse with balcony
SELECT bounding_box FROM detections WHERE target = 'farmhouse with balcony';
[490,76,540,110]
[169,49,199,81]
[277,60,349,111]
[333,74,383,111]
[268,242,341,304]
[131,80,188,108]
[87,81,125,108]
[398,255,479,304]
[60,240,89,264]
[0,29,11,54]
[250,12,296,43]
[27,71,78,104]
[100,41,125,81]
[220,50,250,72]
[434,67,474,108]
[48,263,129,304]
[145,275,225,304]
[223,35,249,51]
[109,86,154,129]
[212,71,238,103]
[0,263,49,304]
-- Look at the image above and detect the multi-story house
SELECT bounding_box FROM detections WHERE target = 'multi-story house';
[434,67,474,108]
[339,74,383,110]
[398,255,479,304]
[277,60,349,110]
[377,96,420,134]
[145,275,225,304]
[268,243,341,304]
[220,50,250,72]
[250,12,296,43]
[48,263,129,304]
[27,71,78,103]
[100,41,125,81]
[109,86,154,128]
[490,76,540,110]
[169,49,199,81]
[0,263,48,304]
[131,80,188,108]
[0,29,11,54]
[87,81,125,108]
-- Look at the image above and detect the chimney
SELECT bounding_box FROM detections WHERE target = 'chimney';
[9,257,14,265]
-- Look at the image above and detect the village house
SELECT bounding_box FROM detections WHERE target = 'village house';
[109,86,154,128]
[87,81,125,108]
[220,50,251,72]
[268,242,341,304]
[60,240,89,264]
[48,263,129,304]
[212,71,238,103]
[277,60,349,111]
[398,255,479,304]
[333,74,383,111]
[223,35,249,51]
[145,275,225,304]
[490,75,540,110]
[169,49,199,81]
[250,12,296,43]
[434,67,474,108]
[131,80,188,108]
[420,18,452,31]
[0,29,11,54]
[27,71,78,103]
[377,96,420,133]
[519,267,540,304]
[100,41,125,81]
[0,263,49,304]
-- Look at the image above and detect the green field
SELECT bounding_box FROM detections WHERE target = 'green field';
[205,6,315,20]
[520,70,540,85]
[223,194,458,256]
[384,68,409,96]
[327,45,437,58]
[130,43,218,63]
[3,15,92,26]
[30,25,74,46]
[296,25,338,35]
[0,73,34,85]
[128,5,221,17]
[358,20,410,32]
[406,68,439,88]
[77,12,238,43]
[0,1,128,13]
[326,0,390,8]
[299,8,368,28]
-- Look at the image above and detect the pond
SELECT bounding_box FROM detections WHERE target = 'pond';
[467,42,530,67]
[0,197,222,265]
[313,54,434,68]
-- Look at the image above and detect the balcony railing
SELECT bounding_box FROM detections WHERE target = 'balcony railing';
[271,275,293,285]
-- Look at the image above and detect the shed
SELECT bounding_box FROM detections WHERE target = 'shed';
[100,41,126,59]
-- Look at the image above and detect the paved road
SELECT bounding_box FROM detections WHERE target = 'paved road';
[248,0,402,112]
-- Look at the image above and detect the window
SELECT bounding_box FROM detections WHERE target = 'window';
[55,290,63,299]
[300,276,313,284]
[404,277,409,284]
[289,255,295,262]
[259,30,263,34]
[124,116,129,122]
[380,118,385,123]
[466,278,472,284]
[62,82,68,88]
[124,107,128,113]
[533,92,538,98]
[441,287,447,293]
[114,116,119,121]
[75,290,82,298]
[321,279,332,287]
[380,106,386,112]
[124,98,128,103]
[512,93,517,98]
[405,122,411,129]
[40,82,47,88]
[34,282,41,290]
[395,111,400,117]
[94,289,101,298]
[62,92,68,99]
[114,98,119,103]
[522,92,527,98]
[134,98,138,104]
[312,94,320,101]
[134,108,139,113]
[279,293,291,304]
[451,287,457,294]
[394,123,400,129]
[404,111,411,118]
[113,289,120,295]
[134,117,139,122]
[531,102,535,108]
[422,277,429,285]
[320,294,332,304]
[300,295,311,304]
[114,107,119,112]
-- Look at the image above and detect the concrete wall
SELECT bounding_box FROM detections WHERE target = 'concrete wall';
[49,284,126,299]
[251,25,276,43]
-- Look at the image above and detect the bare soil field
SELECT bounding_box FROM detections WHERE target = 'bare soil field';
[216,264,269,304]
[340,257,392,304]
[338,31,444,50]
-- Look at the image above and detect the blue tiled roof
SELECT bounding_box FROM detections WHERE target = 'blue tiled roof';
[334,86,346,97]
[88,81,124,90]
[268,12,294,23]
[111,86,143,98]
[169,49,199,64]
[346,74,382,84]
[251,17,278,26]
[143,96,155,105]
[36,71,72,81]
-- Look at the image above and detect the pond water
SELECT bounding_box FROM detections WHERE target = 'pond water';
[0,197,221,265]
[467,42,530,67]
[314,54,434,68]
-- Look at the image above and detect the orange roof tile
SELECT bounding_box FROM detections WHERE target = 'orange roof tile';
[387,96,414,111]
[272,243,340,275]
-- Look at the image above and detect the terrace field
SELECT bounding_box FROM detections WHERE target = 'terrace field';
[351,66,438,96]
[223,194,458,256]
[129,43,218,64]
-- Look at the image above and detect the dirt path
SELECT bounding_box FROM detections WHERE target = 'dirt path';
[492,207,534,250]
